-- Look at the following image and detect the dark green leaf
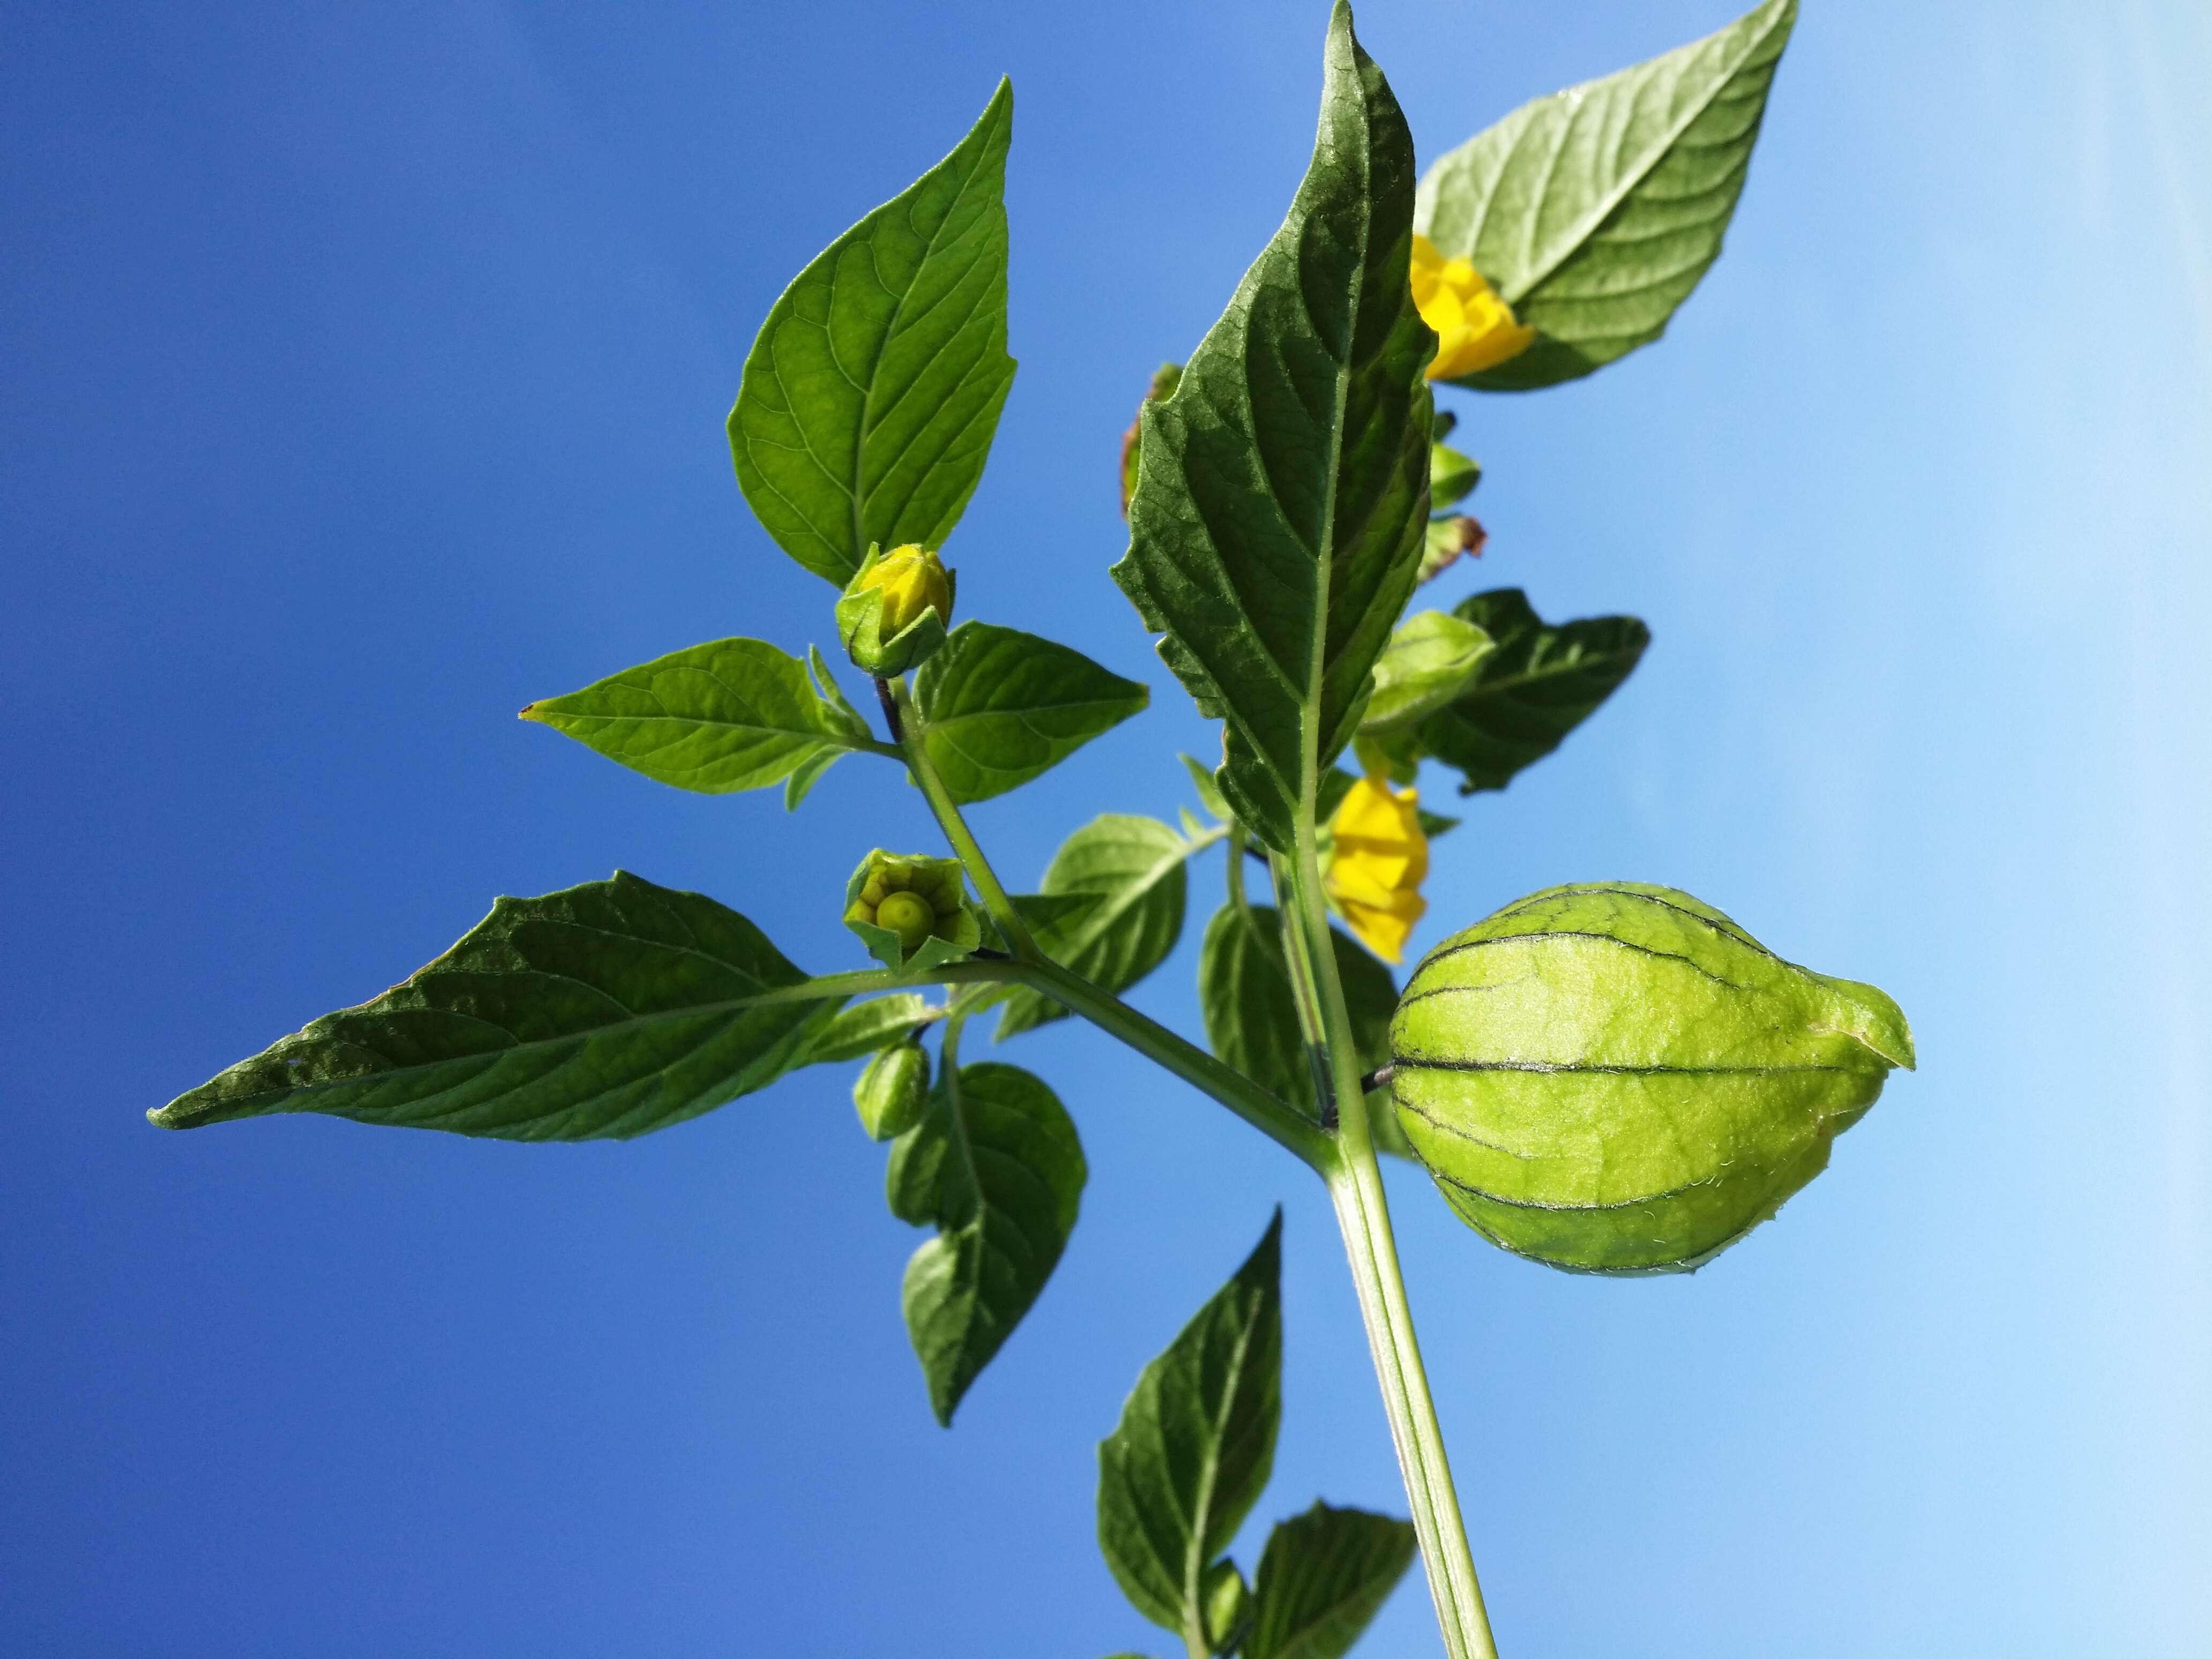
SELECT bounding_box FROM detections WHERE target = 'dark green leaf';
[1200,905,1393,1123]
[1097,1213,1283,1641]
[1180,752,1232,823]
[1113,5,1432,854]
[1243,1503,1417,1659]
[729,80,1017,584]
[522,638,870,796]
[1416,588,1648,795]
[152,873,841,1139]
[913,622,1150,803]
[994,815,1208,1041]
[1416,0,1796,390]
[886,1062,1085,1424]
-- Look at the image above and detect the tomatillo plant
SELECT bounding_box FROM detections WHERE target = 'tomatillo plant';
[153,3,1912,1653]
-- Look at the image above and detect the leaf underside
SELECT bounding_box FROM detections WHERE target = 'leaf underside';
[1415,588,1648,795]
[1112,2,1434,854]
[995,814,1200,1041]
[152,873,840,1140]
[1416,0,1797,390]
[1243,1502,1418,1659]
[730,80,1017,584]
[1097,1212,1283,1638]
[522,637,865,795]
[887,1062,1086,1424]
[914,622,1149,803]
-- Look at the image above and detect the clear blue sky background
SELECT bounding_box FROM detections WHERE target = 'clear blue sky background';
[4,2,2207,1654]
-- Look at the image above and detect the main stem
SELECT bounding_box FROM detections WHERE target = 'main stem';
[1285,828,1499,1659]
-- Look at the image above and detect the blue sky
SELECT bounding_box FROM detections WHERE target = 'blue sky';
[3,1,2207,1654]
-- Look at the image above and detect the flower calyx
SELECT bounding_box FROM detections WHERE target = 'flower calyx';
[1410,234,1535,381]
[836,543,956,677]
[1324,773,1430,965]
[844,849,982,971]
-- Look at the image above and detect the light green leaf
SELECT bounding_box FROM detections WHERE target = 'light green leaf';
[1180,752,1232,823]
[1416,588,1648,795]
[993,815,1212,1041]
[1429,437,1480,512]
[782,745,841,811]
[151,873,841,1139]
[729,80,1017,584]
[801,993,938,1066]
[522,638,871,796]
[1199,905,1394,1123]
[886,1062,1085,1423]
[1113,4,1433,854]
[1359,609,1494,731]
[913,622,1150,803]
[1242,1503,1417,1659]
[808,645,873,740]
[1416,0,1797,390]
[1097,1213,1283,1642]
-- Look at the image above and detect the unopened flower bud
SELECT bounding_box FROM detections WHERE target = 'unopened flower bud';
[836,543,955,676]
[1201,1559,1251,1654]
[1389,883,1913,1274]
[843,849,982,969]
[854,1040,930,1141]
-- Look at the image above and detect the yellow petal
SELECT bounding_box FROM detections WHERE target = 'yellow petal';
[1408,234,1534,380]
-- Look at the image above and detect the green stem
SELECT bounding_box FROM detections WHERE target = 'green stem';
[1016,955,1333,1171]
[888,677,1041,962]
[1284,826,1499,1659]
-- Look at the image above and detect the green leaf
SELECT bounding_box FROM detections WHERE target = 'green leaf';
[911,622,1149,803]
[886,1062,1086,1423]
[152,873,842,1139]
[1429,437,1480,512]
[1415,0,1797,390]
[1415,588,1648,795]
[1180,752,1232,822]
[993,814,1210,1041]
[1200,905,1394,1123]
[800,993,938,1065]
[729,80,1017,584]
[1113,4,1433,855]
[522,638,870,796]
[1359,609,1494,731]
[1242,1503,1417,1659]
[1097,1213,1283,1641]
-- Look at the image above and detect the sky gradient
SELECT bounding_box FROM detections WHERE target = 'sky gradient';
[3,1,2207,1654]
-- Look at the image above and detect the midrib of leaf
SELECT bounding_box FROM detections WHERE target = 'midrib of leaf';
[1183,1312,1261,1654]
[1489,1,1789,306]
[847,151,997,558]
[943,1059,984,1232]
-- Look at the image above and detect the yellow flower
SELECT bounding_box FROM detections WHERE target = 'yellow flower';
[849,544,953,639]
[1410,235,1535,381]
[1326,774,1430,965]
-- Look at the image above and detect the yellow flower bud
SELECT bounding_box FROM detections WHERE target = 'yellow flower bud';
[1325,774,1430,964]
[843,849,982,968]
[1410,235,1536,381]
[836,543,956,676]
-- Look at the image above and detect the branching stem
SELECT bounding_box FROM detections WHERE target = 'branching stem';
[888,676,1041,962]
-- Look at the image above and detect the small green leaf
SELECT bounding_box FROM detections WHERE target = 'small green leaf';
[152,874,841,1139]
[1199,905,1393,1123]
[886,1062,1086,1423]
[782,745,841,811]
[730,80,1017,584]
[913,622,1150,803]
[1242,1503,1417,1659]
[1429,438,1480,511]
[1113,4,1433,854]
[1097,1213,1283,1642]
[801,993,938,1065]
[522,638,869,796]
[993,815,1208,1041]
[1415,588,1648,795]
[1416,0,1797,390]
[1359,609,1494,732]
[807,645,873,740]
[1180,752,1232,823]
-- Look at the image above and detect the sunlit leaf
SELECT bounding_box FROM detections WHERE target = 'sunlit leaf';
[914,622,1149,803]
[1242,1503,1417,1659]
